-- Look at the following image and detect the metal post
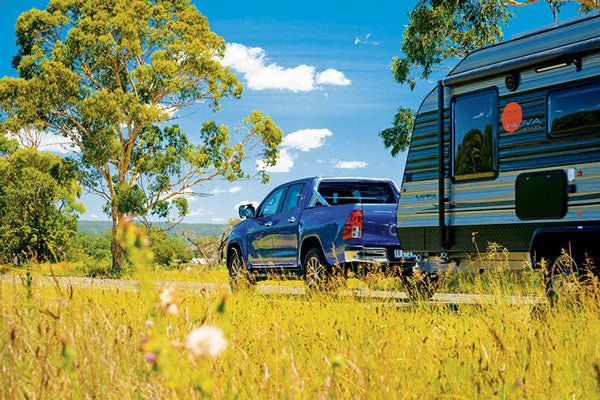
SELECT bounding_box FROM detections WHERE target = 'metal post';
[437,81,446,250]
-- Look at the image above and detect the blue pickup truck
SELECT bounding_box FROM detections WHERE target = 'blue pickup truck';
[226,177,415,287]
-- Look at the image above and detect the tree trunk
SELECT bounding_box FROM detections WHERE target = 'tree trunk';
[111,211,125,272]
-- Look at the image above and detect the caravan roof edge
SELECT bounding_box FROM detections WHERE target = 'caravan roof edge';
[442,36,600,87]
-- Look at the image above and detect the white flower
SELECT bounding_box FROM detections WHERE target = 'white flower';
[167,304,178,315]
[186,326,228,359]
[159,288,179,315]
[159,288,173,307]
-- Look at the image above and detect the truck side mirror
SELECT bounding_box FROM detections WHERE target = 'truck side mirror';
[238,204,256,219]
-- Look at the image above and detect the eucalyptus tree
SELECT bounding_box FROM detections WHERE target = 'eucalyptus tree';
[0,0,282,271]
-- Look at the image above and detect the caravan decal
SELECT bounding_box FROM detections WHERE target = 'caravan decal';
[502,102,523,133]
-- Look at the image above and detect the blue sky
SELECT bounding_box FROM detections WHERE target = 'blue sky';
[0,1,583,224]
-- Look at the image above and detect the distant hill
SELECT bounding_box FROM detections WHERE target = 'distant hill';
[77,220,225,237]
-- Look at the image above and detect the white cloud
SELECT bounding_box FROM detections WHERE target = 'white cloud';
[335,160,368,169]
[316,69,351,86]
[39,135,75,154]
[212,186,242,194]
[9,129,76,154]
[156,103,177,118]
[354,33,379,46]
[176,187,200,203]
[256,128,334,174]
[211,217,225,223]
[188,209,214,217]
[281,128,333,151]
[257,148,294,173]
[220,43,350,92]
[89,214,100,220]
[234,200,259,212]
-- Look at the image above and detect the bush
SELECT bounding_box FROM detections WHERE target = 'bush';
[147,228,191,267]
[0,148,83,263]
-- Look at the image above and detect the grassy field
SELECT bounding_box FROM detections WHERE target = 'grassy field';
[2,223,599,398]
[1,272,599,399]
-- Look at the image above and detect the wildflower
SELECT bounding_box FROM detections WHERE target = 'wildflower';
[186,326,227,359]
[145,352,157,364]
[515,379,524,387]
[159,287,179,315]
[186,266,192,272]
[159,288,174,306]
[145,320,153,329]
[167,304,178,315]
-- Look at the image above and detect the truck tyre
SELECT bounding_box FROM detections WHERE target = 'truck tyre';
[303,247,330,291]
[227,247,254,291]
[546,253,580,304]
[404,271,438,301]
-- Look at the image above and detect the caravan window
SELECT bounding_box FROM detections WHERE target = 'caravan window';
[452,89,497,182]
[548,82,600,137]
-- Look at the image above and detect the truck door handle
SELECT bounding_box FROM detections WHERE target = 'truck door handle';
[288,217,296,223]
[264,221,273,227]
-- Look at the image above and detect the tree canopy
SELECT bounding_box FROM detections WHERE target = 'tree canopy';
[378,106,415,156]
[0,0,283,271]
[0,143,83,263]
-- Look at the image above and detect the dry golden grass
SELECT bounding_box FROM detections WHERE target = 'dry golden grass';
[1,273,599,399]
[2,225,598,398]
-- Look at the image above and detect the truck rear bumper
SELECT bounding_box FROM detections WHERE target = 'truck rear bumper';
[344,246,389,263]
[343,246,416,265]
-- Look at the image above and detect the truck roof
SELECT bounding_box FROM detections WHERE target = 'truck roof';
[316,176,395,182]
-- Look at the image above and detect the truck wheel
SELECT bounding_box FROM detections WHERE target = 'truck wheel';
[303,248,330,291]
[227,247,254,291]
[546,253,579,303]
[404,271,438,301]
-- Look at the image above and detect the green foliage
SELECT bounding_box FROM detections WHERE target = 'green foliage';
[147,228,191,267]
[0,0,283,271]
[68,228,190,269]
[454,125,494,176]
[0,147,83,263]
[77,220,225,237]
[391,0,512,87]
[378,106,415,156]
[69,231,112,262]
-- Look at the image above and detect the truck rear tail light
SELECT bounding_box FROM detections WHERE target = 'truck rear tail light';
[342,209,363,239]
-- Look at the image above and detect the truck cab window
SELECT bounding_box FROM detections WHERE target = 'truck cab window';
[281,183,305,212]
[452,90,497,182]
[258,187,285,217]
[317,182,395,204]
[548,82,600,137]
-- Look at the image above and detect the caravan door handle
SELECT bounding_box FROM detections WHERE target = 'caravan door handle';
[264,221,273,227]
[288,216,296,223]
